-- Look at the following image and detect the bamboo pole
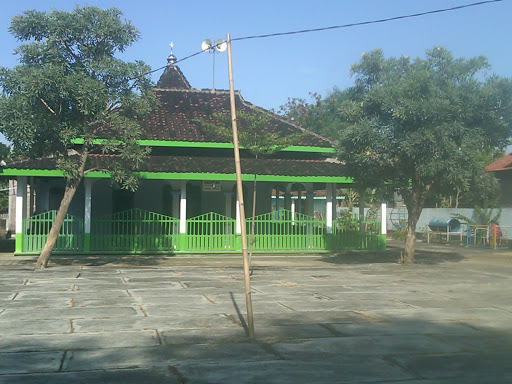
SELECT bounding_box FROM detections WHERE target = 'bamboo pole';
[226,33,255,339]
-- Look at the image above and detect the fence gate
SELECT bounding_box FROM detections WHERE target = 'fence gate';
[248,209,326,252]
[22,210,84,253]
[91,208,179,252]
[185,212,236,252]
[332,217,383,250]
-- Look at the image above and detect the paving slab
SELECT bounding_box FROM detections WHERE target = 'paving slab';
[0,330,160,352]
[0,306,140,320]
[0,351,64,374]
[0,319,71,336]
[174,358,414,384]
[390,352,512,380]
[0,368,181,384]
[72,313,239,333]
[0,241,511,383]
[62,343,275,371]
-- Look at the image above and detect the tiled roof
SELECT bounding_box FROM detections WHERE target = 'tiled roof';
[484,152,512,172]
[97,65,331,147]
[155,65,191,89]
[4,154,345,178]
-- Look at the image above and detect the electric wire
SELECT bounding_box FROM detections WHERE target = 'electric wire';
[231,0,503,42]
[138,0,503,79]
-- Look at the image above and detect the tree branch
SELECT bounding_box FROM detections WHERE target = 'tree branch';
[39,97,57,115]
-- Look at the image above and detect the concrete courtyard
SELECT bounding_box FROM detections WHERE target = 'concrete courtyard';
[0,240,511,383]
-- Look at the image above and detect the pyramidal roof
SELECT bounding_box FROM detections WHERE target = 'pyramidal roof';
[155,65,191,89]
[128,64,332,147]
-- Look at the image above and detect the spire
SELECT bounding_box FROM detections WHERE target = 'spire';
[156,43,191,89]
[167,42,177,66]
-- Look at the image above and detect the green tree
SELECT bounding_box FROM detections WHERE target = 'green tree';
[277,90,349,140]
[337,47,512,263]
[0,143,11,212]
[426,147,503,208]
[0,7,155,268]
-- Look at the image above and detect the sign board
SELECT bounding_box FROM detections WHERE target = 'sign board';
[202,181,222,192]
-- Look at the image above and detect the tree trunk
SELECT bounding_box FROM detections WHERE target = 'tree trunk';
[403,217,417,264]
[402,183,430,264]
[36,151,88,268]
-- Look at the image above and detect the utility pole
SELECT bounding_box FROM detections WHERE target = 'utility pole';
[226,33,255,339]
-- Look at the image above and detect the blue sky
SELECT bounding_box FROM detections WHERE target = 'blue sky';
[1,0,511,143]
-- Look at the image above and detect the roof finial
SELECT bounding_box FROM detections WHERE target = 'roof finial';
[167,42,177,66]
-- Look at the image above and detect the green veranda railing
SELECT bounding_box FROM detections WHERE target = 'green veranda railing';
[248,209,326,251]
[91,208,180,252]
[22,210,84,253]
[19,209,384,254]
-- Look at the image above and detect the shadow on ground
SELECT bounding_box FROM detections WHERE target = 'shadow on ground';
[321,243,466,265]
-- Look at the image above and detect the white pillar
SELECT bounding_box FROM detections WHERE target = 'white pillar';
[381,201,387,235]
[15,177,27,235]
[7,179,16,233]
[15,177,28,253]
[291,198,296,223]
[84,179,93,234]
[326,184,334,234]
[236,199,241,234]
[83,178,93,252]
[179,181,187,234]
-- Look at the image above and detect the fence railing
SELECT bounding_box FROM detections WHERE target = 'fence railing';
[333,214,383,250]
[22,210,84,253]
[91,208,179,252]
[19,209,385,254]
[248,209,326,251]
[185,212,237,251]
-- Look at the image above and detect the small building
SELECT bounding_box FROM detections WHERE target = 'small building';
[485,152,512,207]
[0,61,386,255]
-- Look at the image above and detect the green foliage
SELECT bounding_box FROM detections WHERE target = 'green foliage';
[0,142,10,160]
[0,6,154,186]
[336,210,358,231]
[199,109,302,156]
[277,90,349,140]
[337,47,512,217]
[0,143,11,212]
[390,228,407,241]
[452,206,502,226]
[425,146,504,208]
[334,47,512,260]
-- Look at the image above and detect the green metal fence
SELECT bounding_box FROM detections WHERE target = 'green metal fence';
[22,210,84,253]
[91,208,179,252]
[185,212,237,251]
[19,209,385,254]
[331,214,384,250]
[248,209,326,251]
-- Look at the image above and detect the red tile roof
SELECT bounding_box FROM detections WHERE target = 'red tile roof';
[5,154,346,178]
[101,65,331,147]
[155,66,191,89]
[485,152,512,172]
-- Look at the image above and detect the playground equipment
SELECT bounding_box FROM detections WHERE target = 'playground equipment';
[427,218,463,243]
[390,205,408,229]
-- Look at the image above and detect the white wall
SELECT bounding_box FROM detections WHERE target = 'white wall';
[386,207,512,234]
